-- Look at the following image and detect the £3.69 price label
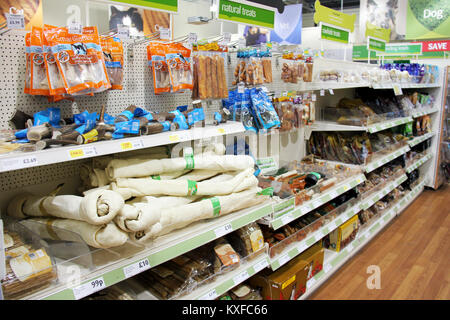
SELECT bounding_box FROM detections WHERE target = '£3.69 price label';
[0,155,37,171]
[72,277,106,300]
[123,258,151,279]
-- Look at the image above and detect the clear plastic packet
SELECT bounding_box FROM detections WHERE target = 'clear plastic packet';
[241,90,258,133]
[250,88,280,130]
[165,43,193,92]
[30,27,50,96]
[147,42,170,94]
[42,25,66,96]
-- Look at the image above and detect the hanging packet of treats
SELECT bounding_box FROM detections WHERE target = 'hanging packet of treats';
[24,32,31,94]
[165,42,193,93]
[147,42,170,94]
[29,27,50,96]
[42,25,66,96]
[45,26,110,95]
[101,36,124,90]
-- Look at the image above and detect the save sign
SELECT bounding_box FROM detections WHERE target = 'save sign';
[417,40,450,52]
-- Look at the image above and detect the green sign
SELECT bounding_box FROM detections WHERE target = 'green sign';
[376,43,423,56]
[365,22,390,42]
[109,0,178,13]
[368,37,386,52]
[218,0,275,29]
[352,45,377,60]
[314,0,356,32]
[406,0,450,39]
[321,24,349,44]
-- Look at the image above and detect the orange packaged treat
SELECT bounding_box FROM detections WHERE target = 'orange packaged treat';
[147,42,170,94]
[101,36,123,90]
[29,27,50,96]
[24,32,31,94]
[165,42,193,92]
[42,25,66,96]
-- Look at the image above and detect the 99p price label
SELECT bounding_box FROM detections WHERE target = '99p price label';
[72,276,106,299]
[123,258,151,278]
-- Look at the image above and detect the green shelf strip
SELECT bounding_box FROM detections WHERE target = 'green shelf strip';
[368,117,413,134]
[408,132,435,147]
[406,154,432,173]
[365,146,410,173]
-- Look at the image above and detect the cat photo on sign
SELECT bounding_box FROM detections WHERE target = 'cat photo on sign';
[108,5,171,37]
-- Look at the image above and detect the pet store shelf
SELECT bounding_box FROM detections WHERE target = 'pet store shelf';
[268,200,362,271]
[300,181,425,300]
[267,173,366,231]
[411,107,440,118]
[371,83,440,90]
[408,132,435,147]
[360,174,408,210]
[22,201,272,300]
[364,145,411,173]
[0,122,246,174]
[406,154,433,174]
[367,117,413,134]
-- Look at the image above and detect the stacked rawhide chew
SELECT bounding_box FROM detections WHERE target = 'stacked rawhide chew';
[7,143,270,248]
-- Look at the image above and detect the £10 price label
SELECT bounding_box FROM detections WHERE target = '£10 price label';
[72,277,106,300]
[214,223,233,238]
[123,258,151,278]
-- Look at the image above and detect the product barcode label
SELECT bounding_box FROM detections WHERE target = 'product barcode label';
[68,146,97,159]
[68,21,82,34]
[214,223,233,238]
[188,33,197,44]
[72,277,106,300]
[200,289,218,300]
[311,94,317,102]
[237,84,245,93]
[6,13,25,30]
[123,258,151,279]
[253,259,268,273]
[328,89,334,95]
[117,25,130,39]
[233,270,249,285]
[159,28,171,40]
[1,155,38,171]
[320,89,325,96]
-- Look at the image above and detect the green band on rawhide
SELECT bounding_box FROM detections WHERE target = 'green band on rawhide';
[211,197,221,217]
[187,180,198,196]
[185,155,195,170]
[151,175,161,180]
[257,187,274,196]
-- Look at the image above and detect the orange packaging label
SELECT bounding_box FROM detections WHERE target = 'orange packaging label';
[9,248,53,282]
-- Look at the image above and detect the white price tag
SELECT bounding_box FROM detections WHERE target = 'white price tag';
[307,276,317,289]
[260,86,269,93]
[117,25,130,39]
[159,28,171,40]
[311,94,317,102]
[303,93,309,100]
[238,84,245,93]
[68,21,82,34]
[329,191,338,198]
[278,254,290,266]
[1,155,37,171]
[253,259,268,273]
[312,199,323,208]
[188,33,198,44]
[324,263,332,273]
[233,270,249,285]
[123,258,151,278]
[214,223,233,238]
[5,13,25,30]
[328,89,334,95]
[200,289,218,300]
[238,38,246,48]
[297,242,308,253]
[72,277,106,300]
[393,84,403,96]
[320,89,325,96]
[281,213,293,225]
[222,32,232,44]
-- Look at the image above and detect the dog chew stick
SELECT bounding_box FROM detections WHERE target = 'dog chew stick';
[155,112,175,122]
[211,55,219,99]
[191,55,199,100]
[205,55,213,99]
[143,122,166,135]
[52,123,79,139]
[218,55,228,98]
[27,124,52,141]
[198,55,207,100]
[36,139,81,150]
[115,105,137,123]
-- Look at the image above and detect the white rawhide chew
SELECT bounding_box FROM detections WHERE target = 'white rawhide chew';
[105,155,255,180]
[7,190,124,225]
[114,168,257,198]
[20,218,128,249]
[131,187,269,242]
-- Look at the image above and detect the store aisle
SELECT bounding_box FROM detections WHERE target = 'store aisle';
[309,184,450,300]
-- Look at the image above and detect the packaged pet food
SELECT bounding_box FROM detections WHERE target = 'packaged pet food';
[165,42,193,92]
[147,42,170,94]
[43,25,66,96]
[29,27,50,96]
[101,36,124,90]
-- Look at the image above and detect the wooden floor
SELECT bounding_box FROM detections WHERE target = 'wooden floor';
[309,183,450,300]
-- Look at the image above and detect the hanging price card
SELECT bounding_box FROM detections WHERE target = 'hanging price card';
[188,33,198,44]
[68,21,82,34]
[117,25,130,39]
[5,13,25,30]
[159,28,171,40]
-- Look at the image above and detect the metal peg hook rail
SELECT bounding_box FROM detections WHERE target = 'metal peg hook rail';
[100,27,118,40]
[128,30,161,48]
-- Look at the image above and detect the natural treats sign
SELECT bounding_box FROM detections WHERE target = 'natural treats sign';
[406,0,450,39]
[107,0,178,13]
[218,0,275,29]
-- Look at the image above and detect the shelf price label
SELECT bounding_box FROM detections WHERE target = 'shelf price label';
[200,289,218,300]
[280,213,294,225]
[68,146,97,159]
[120,140,144,151]
[169,134,180,142]
[214,223,233,238]
[307,276,317,289]
[253,259,268,273]
[278,254,291,266]
[217,128,226,134]
[0,155,37,171]
[72,277,106,300]
[159,28,171,40]
[233,270,249,285]
[123,258,151,279]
